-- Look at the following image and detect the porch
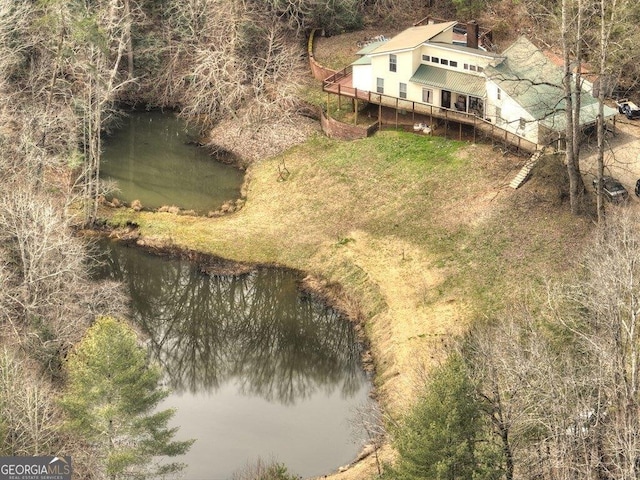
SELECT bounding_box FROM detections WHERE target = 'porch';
[322,67,539,154]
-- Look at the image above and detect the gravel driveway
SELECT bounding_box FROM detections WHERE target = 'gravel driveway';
[582,117,640,201]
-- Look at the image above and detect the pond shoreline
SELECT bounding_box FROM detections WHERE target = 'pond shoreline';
[87,223,377,378]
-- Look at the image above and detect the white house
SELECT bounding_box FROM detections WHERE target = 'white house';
[352,21,498,116]
[348,20,616,146]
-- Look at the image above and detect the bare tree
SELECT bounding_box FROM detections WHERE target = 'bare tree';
[67,0,135,225]
[0,348,63,456]
[559,210,640,478]
[0,182,127,369]
[560,0,587,215]
[350,399,386,475]
[155,0,305,132]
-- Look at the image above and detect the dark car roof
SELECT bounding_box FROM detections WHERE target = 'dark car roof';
[602,177,626,190]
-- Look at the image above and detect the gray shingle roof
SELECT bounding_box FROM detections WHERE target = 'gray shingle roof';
[370,22,457,55]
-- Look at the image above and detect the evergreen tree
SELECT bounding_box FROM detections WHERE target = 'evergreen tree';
[60,317,193,479]
[385,353,499,480]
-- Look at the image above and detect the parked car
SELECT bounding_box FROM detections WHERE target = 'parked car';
[593,176,629,203]
[616,99,640,119]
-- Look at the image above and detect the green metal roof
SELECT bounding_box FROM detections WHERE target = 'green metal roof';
[484,36,616,129]
[541,100,618,130]
[410,64,486,97]
[351,55,372,66]
[484,37,564,121]
[356,40,388,55]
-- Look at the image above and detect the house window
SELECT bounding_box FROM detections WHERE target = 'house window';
[440,58,449,66]
[377,77,384,94]
[469,65,477,71]
[495,106,502,124]
[389,54,397,72]
[422,54,430,62]
[477,66,483,72]
[431,56,439,63]
[399,82,407,99]
[469,96,483,116]
[464,63,469,70]
[422,88,433,104]
[497,87,501,100]
[450,60,458,67]
[519,118,526,129]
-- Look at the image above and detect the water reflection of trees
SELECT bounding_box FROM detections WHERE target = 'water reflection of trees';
[99,243,367,405]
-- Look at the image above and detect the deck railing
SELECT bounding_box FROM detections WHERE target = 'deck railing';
[322,72,539,154]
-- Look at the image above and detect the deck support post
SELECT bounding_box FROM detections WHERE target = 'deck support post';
[354,98,358,125]
[395,98,399,129]
[444,110,448,139]
[473,115,476,143]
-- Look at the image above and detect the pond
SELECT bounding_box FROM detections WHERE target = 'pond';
[101,110,245,214]
[95,241,372,480]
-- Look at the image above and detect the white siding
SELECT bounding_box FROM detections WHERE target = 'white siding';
[431,29,454,44]
[352,64,372,91]
[369,50,414,97]
[485,79,538,144]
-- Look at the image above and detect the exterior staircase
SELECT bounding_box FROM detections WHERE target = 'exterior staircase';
[509,149,544,189]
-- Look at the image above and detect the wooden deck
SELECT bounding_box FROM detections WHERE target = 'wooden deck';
[322,68,539,154]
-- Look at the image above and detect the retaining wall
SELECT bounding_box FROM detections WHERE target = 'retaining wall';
[308,29,337,81]
[320,110,379,140]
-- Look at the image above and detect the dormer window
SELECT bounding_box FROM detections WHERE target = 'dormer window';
[389,54,397,72]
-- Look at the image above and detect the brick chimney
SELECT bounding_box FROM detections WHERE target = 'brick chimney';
[466,20,479,49]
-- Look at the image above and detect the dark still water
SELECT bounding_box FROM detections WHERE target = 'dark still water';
[101,110,244,213]
[95,241,371,480]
